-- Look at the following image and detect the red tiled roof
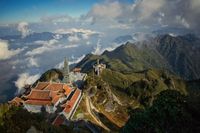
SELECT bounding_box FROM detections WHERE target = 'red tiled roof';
[52,115,65,126]
[26,90,51,100]
[24,100,52,105]
[34,82,49,90]
[63,89,81,113]
[45,83,63,91]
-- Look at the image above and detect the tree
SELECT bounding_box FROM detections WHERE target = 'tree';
[121,90,200,133]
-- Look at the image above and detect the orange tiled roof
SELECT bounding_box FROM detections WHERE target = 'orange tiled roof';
[63,84,72,96]
[63,89,81,113]
[50,91,58,98]
[26,90,51,100]
[34,82,49,90]
[9,97,23,106]
[45,83,63,91]
[52,115,65,126]
[25,83,75,106]
[52,95,62,104]
[24,99,52,105]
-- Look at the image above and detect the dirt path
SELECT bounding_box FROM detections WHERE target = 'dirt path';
[85,96,110,132]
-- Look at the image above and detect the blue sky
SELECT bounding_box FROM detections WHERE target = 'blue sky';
[0,0,133,24]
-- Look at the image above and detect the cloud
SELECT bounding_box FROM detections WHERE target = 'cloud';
[40,14,72,23]
[92,39,102,55]
[68,54,86,65]
[68,35,80,42]
[88,1,122,19]
[92,39,116,55]
[15,73,40,94]
[55,28,101,37]
[26,39,58,56]
[83,0,200,33]
[55,54,86,68]
[55,28,102,43]
[17,22,31,38]
[26,38,79,56]
[0,39,23,60]
[26,57,39,67]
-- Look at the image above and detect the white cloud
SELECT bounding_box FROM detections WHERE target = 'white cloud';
[63,44,78,49]
[68,35,80,42]
[34,39,58,46]
[17,22,31,38]
[83,0,200,33]
[69,54,85,65]
[26,38,79,56]
[109,23,130,29]
[89,1,122,19]
[55,54,86,68]
[40,14,72,23]
[26,39,58,56]
[55,28,101,36]
[55,28,102,43]
[176,16,190,28]
[26,57,39,67]
[15,73,40,94]
[0,40,23,60]
[92,39,102,55]
[134,0,165,21]
[92,39,119,55]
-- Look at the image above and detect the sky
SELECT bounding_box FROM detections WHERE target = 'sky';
[0,0,133,24]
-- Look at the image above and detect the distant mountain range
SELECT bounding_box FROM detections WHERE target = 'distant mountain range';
[76,34,200,80]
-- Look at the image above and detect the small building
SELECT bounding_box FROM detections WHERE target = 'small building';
[93,59,106,76]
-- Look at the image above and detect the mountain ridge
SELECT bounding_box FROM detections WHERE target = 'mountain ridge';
[76,34,200,80]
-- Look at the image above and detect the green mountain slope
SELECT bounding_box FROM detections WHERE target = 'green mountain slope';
[76,34,200,80]
[154,34,200,80]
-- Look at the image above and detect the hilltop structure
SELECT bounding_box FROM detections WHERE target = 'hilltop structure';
[93,59,106,76]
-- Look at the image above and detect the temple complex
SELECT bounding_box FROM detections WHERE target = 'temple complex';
[9,58,87,126]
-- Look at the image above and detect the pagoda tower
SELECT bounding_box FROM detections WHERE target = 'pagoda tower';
[62,57,70,83]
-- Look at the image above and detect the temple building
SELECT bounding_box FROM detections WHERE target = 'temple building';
[93,59,106,76]
[23,82,73,113]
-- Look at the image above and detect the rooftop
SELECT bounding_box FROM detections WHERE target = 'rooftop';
[9,97,23,106]
[26,90,51,101]
[63,89,81,113]
[34,82,49,90]
[45,83,63,91]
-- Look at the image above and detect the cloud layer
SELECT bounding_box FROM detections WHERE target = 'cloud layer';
[0,40,23,60]
[15,73,40,94]
[84,0,200,33]
[17,22,31,38]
